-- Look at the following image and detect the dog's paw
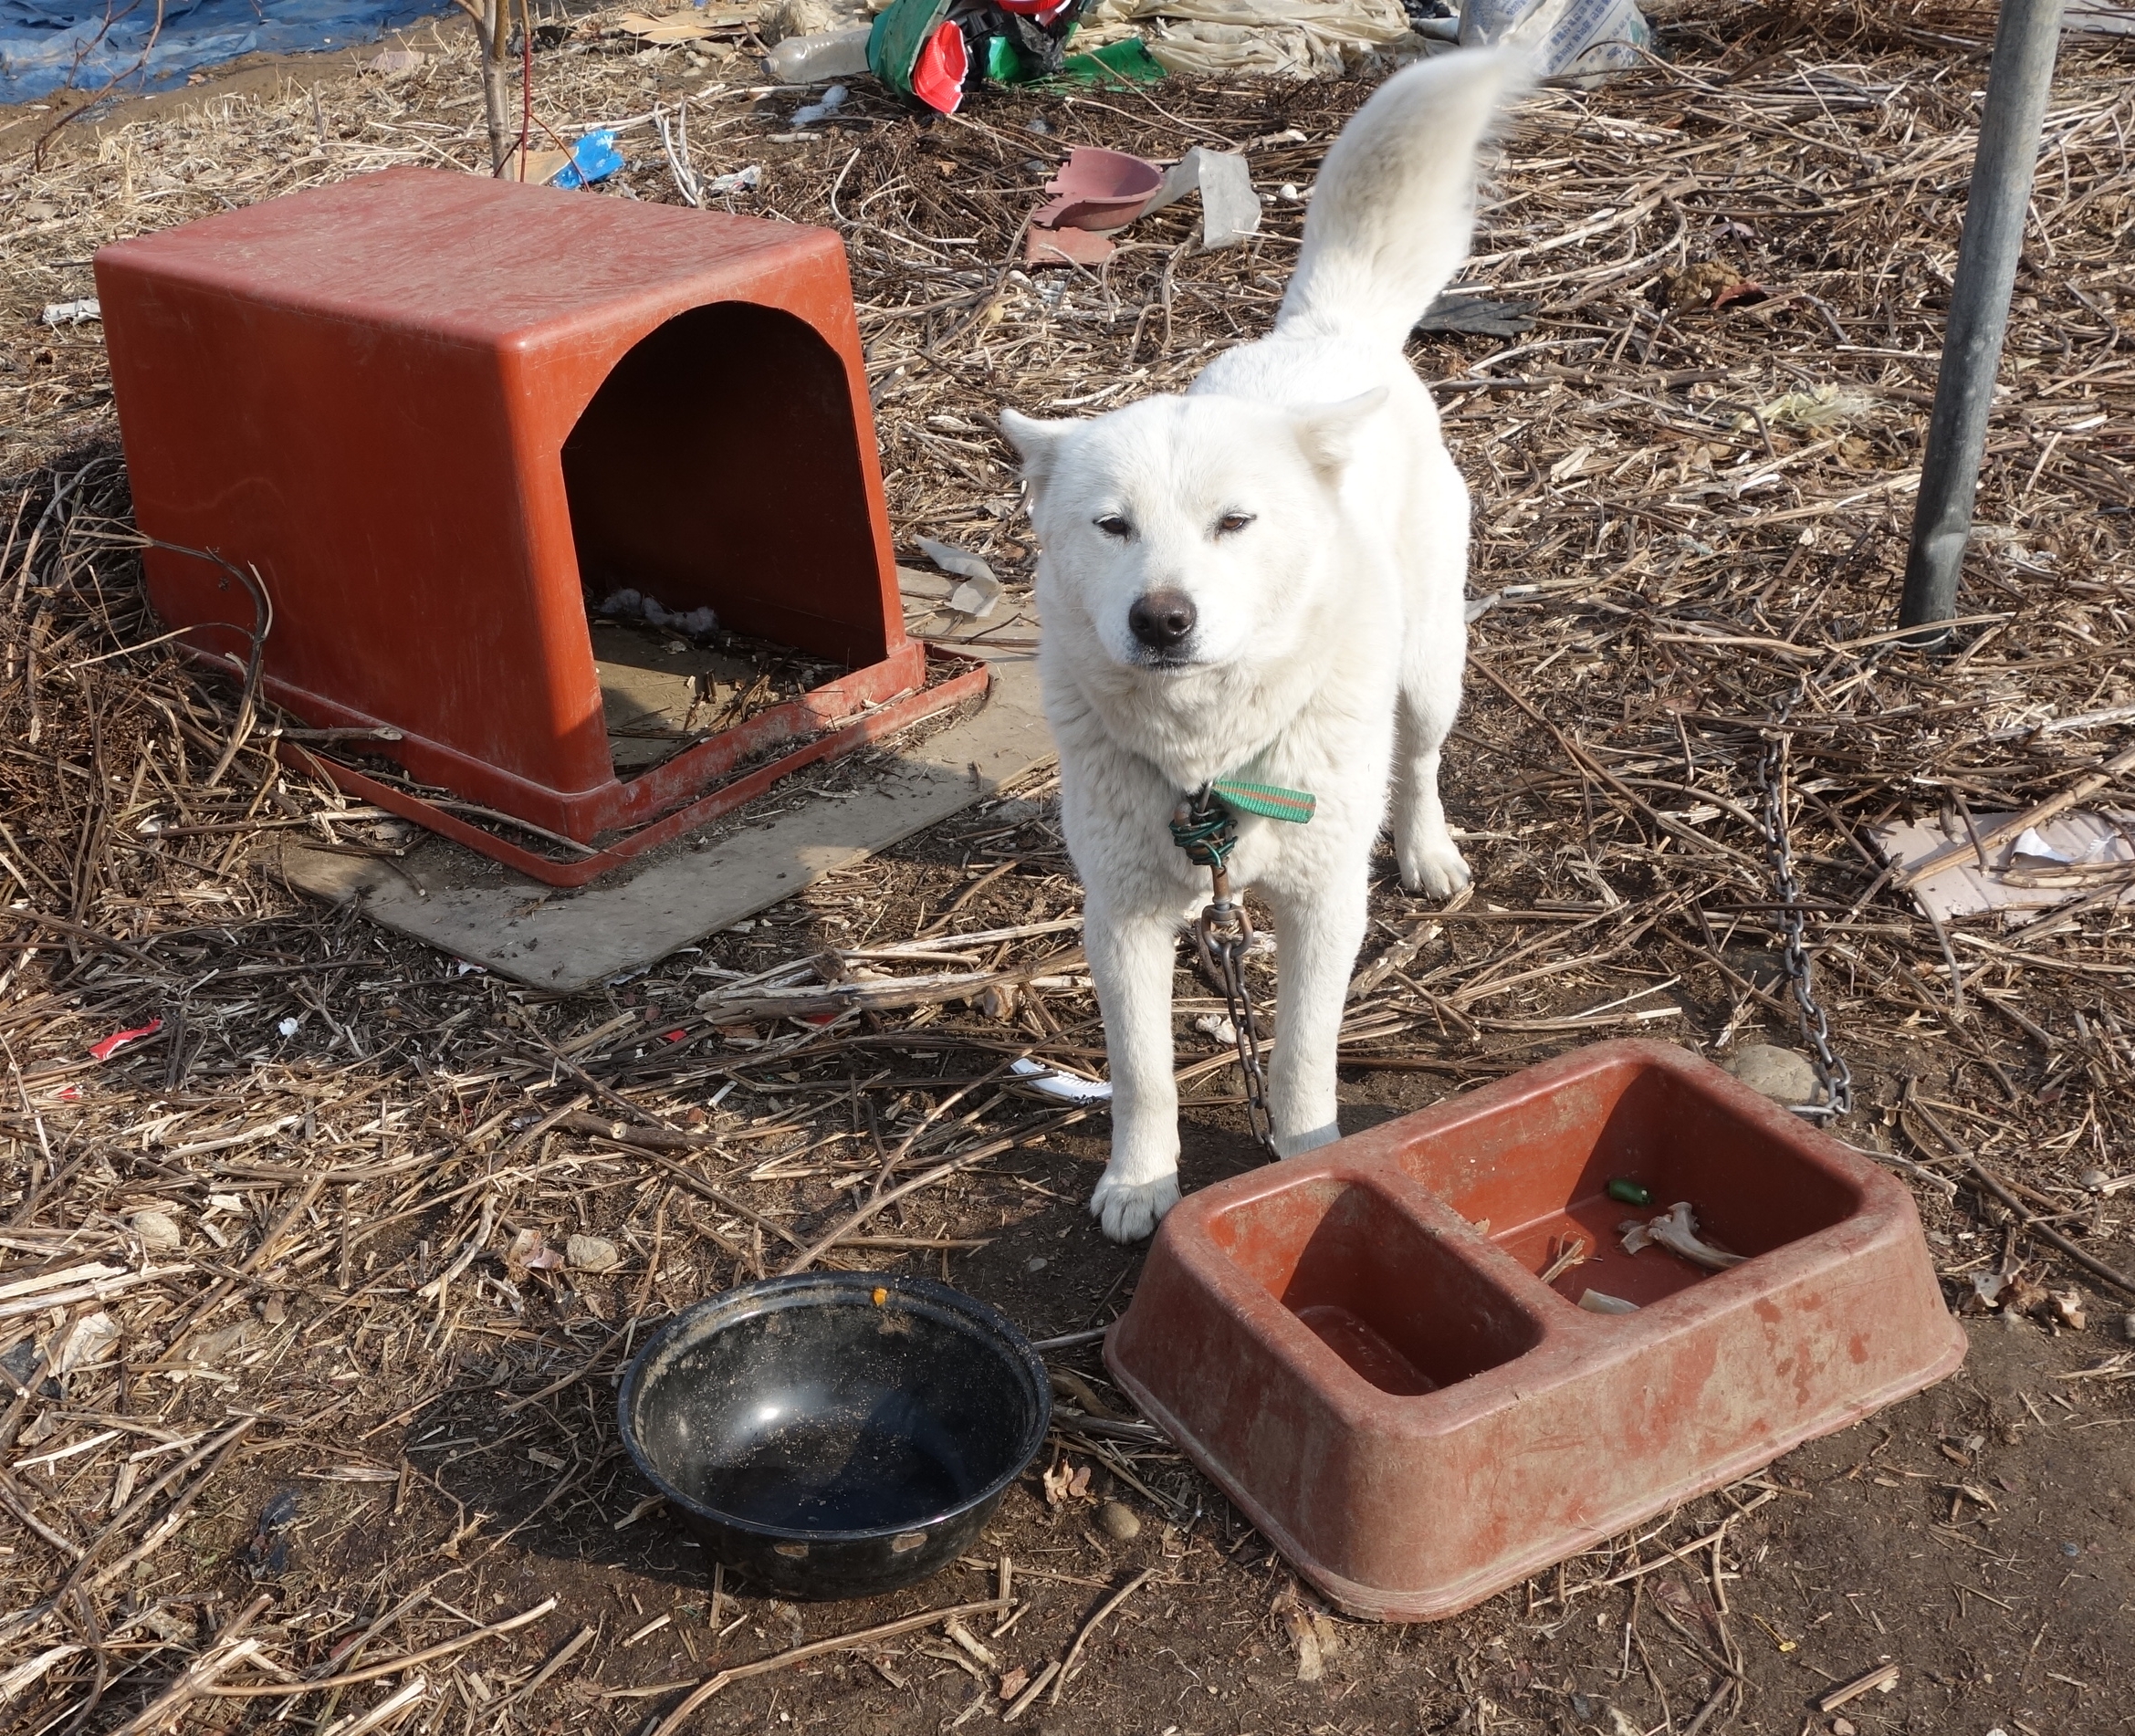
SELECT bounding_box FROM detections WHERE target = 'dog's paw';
[1089,1169,1181,1243]
[1399,838,1471,901]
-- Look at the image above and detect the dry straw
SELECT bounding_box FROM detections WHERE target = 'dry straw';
[1,0,2132,1727]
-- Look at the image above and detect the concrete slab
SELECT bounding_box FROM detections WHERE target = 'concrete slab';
[283,653,1054,992]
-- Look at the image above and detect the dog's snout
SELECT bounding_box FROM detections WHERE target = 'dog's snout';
[1128,591,1197,651]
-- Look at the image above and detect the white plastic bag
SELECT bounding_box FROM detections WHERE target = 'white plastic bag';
[1460,0,1649,84]
[1132,0,1410,78]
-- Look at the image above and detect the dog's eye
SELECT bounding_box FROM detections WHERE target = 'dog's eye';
[1215,511,1255,537]
[1094,515,1132,539]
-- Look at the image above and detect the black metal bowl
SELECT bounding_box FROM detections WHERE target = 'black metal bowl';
[617,1273,1051,1600]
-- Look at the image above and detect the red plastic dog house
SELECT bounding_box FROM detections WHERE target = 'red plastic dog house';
[96,167,983,885]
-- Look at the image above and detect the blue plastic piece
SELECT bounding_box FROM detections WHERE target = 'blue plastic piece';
[551,129,623,191]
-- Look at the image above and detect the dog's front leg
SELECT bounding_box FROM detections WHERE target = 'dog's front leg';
[1264,876,1369,1157]
[1085,897,1183,1242]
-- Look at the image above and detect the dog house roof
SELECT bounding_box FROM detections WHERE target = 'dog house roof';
[95,164,844,346]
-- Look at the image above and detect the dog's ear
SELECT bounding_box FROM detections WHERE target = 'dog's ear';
[1289,388,1389,486]
[999,408,1073,491]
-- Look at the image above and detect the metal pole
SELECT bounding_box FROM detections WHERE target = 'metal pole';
[1898,0,2065,638]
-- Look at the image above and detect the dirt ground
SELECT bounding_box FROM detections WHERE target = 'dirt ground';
[3,2,2135,1734]
[183,1169,2135,1736]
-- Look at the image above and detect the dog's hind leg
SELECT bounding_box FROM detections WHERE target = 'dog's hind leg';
[1392,604,1471,900]
[1084,897,1185,1242]
[1263,873,1370,1157]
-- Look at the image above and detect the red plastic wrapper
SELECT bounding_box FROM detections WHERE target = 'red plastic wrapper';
[90,1017,162,1061]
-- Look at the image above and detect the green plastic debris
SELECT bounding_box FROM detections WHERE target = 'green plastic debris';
[984,32,1027,82]
[1052,36,1165,84]
[868,0,955,104]
[1606,1178,1653,1207]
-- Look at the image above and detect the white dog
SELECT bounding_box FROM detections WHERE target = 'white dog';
[1002,49,1527,1242]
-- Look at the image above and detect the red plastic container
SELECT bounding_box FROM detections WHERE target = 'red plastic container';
[1106,1041,1964,1621]
[95,167,984,885]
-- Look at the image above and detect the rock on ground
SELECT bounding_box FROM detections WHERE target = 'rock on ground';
[1723,1044,1819,1104]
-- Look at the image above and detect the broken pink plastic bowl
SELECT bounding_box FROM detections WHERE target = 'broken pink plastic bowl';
[1038,148,1165,231]
[1105,1041,1966,1621]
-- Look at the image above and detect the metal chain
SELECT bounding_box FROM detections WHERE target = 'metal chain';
[1196,900,1277,1153]
[1753,684,1854,1121]
[1171,790,1279,1154]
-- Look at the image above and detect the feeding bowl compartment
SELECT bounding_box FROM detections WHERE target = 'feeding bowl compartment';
[94,167,986,885]
[1105,1041,1964,1621]
[618,1274,1051,1600]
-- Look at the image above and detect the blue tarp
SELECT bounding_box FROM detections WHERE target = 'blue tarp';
[1,1,456,104]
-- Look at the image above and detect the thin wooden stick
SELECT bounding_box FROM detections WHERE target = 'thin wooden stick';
[102,1594,274,1736]
[502,1624,596,1709]
[1000,1660,1060,1722]
[782,1107,1092,1274]
[648,1598,1011,1735]
[1967,1160,2135,1298]
[1599,1494,1774,1585]
[107,1639,265,1735]
[1893,741,2135,888]
[200,1599,556,1697]
[0,1418,257,1647]
[1816,1661,1901,1713]
[1050,1567,1159,1703]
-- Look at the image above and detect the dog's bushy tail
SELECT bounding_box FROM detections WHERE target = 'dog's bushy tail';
[1275,47,1530,351]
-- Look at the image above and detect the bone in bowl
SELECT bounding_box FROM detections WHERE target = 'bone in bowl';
[617,1273,1052,1599]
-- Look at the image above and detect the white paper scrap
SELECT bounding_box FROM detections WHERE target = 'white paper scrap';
[1009,1057,1112,1103]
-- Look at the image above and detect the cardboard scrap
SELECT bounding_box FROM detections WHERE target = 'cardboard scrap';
[1870,809,2135,924]
[503,130,623,190]
[898,560,1001,620]
[504,146,574,185]
[616,8,753,41]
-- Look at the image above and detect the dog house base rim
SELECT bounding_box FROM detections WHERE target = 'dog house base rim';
[284,652,991,888]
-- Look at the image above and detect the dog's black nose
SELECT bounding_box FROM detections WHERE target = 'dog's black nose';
[1128,591,1197,651]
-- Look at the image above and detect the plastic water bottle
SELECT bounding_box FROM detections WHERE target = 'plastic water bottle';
[766,25,873,83]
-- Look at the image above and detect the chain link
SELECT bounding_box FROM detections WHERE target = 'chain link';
[1171,789,1280,1154]
[1752,684,1854,1121]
